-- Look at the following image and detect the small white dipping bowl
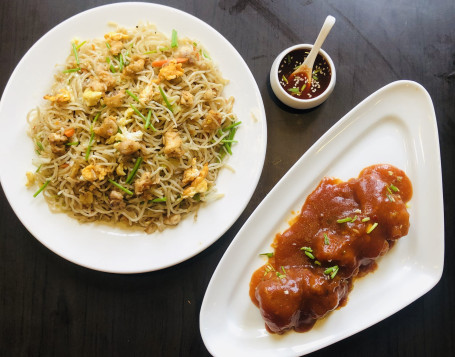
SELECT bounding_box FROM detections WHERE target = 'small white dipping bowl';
[270,44,336,110]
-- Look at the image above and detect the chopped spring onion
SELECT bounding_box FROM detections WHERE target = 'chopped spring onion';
[301,84,306,92]
[126,157,143,184]
[282,75,288,84]
[106,57,116,72]
[221,139,237,143]
[63,67,81,73]
[259,252,274,258]
[337,216,353,223]
[36,141,44,151]
[130,104,147,122]
[304,251,315,260]
[366,222,378,234]
[151,197,167,203]
[35,164,42,173]
[300,246,313,252]
[159,46,170,52]
[171,29,178,48]
[118,53,124,72]
[144,109,156,131]
[33,180,50,198]
[362,217,370,222]
[324,265,339,279]
[324,233,330,245]
[126,89,140,103]
[201,49,211,59]
[84,131,95,161]
[76,41,86,50]
[312,75,318,81]
[105,42,111,49]
[158,86,173,113]
[288,87,300,94]
[390,184,400,192]
[351,215,358,223]
[276,266,286,279]
[143,50,157,54]
[315,260,321,266]
[65,141,79,146]
[108,179,133,195]
[386,192,395,202]
[72,42,80,67]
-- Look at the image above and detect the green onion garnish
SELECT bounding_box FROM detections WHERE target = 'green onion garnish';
[324,233,330,245]
[108,179,133,195]
[288,87,300,94]
[386,192,395,202]
[221,139,238,143]
[85,131,95,161]
[144,109,156,131]
[301,84,307,92]
[201,49,211,59]
[106,57,116,72]
[105,42,111,49]
[366,222,378,234]
[63,67,81,73]
[282,75,288,84]
[126,89,140,103]
[35,164,42,173]
[224,121,242,131]
[159,46,169,52]
[33,180,50,198]
[118,53,124,72]
[351,215,358,223]
[151,197,167,203]
[65,141,79,146]
[276,266,287,279]
[36,141,44,151]
[158,86,173,113]
[259,252,274,258]
[171,29,178,48]
[304,251,315,260]
[143,50,157,55]
[130,104,147,122]
[72,42,80,67]
[362,217,370,222]
[300,246,313,252]
[312,75,318,81]
[337,216,353,223]
[390,184,400,192]
[126,157,143,184]
[315,260,321,266]
[324,265,339,279]
[76,41,86,50]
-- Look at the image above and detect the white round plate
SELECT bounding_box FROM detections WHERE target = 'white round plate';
[0,2,267,273]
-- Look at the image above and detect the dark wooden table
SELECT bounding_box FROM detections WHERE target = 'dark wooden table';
[1,1,454,356]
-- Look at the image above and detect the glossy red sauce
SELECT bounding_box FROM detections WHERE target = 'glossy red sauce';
[278,49,331,99]
[249,164,412,334]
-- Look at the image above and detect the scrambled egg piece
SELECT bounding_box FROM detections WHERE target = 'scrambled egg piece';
[83,88,103,106]
[25,172,35,187]
[163,130,184,158]
[104,32,129,41]
[158,60,184,82]
[43,88,71,103]
[182,163,209,198]
[81,164,110,182]
[202,110,223,132]
[107,126,143,145]
[182,158,199,185]
[180,91,194,106]
[140,83,157,103]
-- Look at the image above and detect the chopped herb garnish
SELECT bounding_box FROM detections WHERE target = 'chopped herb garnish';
[389,184,400,192]
[130,104,147,122]
[36,141,44,151]
[282,75,288,84]
[276,266,287,279]
[324,265,339,279]
[35,164,42,173]
[361,217,370,222]
[366,222,378,234]
[312,75,319,81]
[314,260,321,266]
[118,53,124,72]
[143,50,157,54]
[158,86,173,113]
[63,67,81,73]
[288,87,301,94]
[324,233,330,245]
[84,131,95,161]
[351,215,358,223]
[65,141,79,146]
[259,252,274,258]
[264,264,275,276]
[106,57,116,72]
[76,41,86,50]
[33,180,50,198]
[72,42,80,67]
[126,89,140,103]
[144,109,156,131]
[105,42,111,49]
[386,192,395,202]
[337,216,353,223]
[202,49,211,59]
[151,197,167,203]
[171,29,178,48]
[223,121,242,131]
[300,246,313,252]
[304,251,315,260]
[301,83,307,92]
[126,157,143,184]
[108,179,133,195]
[159,46,170,52]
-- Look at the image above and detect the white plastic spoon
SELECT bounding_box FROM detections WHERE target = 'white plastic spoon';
[290,15,336,84]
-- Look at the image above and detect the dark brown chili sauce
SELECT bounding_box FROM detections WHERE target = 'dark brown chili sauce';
[278,49,331,99]
[249,164,412,334]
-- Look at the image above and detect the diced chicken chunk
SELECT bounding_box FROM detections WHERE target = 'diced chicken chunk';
[164,214,181,226]
[109,190,125,210]
[163,130,184,158]
[83,88,103,106]
[117,140,141,155]
[180,91,193,106]
[109,40,123,56]
[48,132,68,155]
[104,90,125,107]
[203,88,217,101]
[182,163,209,198]
[202,110,222,132]
[81,164,110,181]
[94,116,118,138]
[90,71,117,92]
[43,88,71,103]
[123,55,146,76]
[158,59,184,82]
[134,172,158,195]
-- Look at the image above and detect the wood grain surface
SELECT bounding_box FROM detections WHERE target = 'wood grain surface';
[0,1,454,356]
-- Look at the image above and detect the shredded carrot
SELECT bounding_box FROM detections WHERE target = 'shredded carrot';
[60,163,69,168]
[64,128,75,137]
[151,57,188,67]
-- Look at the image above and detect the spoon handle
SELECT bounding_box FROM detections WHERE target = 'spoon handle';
[304,15,336,68]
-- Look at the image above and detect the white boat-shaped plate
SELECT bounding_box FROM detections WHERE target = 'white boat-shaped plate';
[200,80,444,356]
[0,3,266,273]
